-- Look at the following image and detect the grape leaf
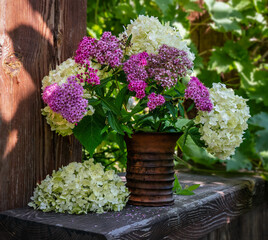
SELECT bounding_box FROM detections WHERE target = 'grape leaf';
[208,48,233,73]
[175,119,192,131]
[227,151,252,171]
[223,41,248,60]
[205,0,242,32]
[178,134,219,167]
[155,0,173,14]
[249,112,268,152]
[236,62,268,106]
[197,69,221,88]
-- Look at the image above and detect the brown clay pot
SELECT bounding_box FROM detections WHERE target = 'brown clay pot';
[125,132,182,206]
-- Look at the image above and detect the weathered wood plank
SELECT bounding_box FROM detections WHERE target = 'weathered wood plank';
[199,203,268,240]
[0,173,267,240]
[0,0,86,211]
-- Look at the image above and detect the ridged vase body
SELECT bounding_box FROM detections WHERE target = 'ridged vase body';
[125,132,181,206]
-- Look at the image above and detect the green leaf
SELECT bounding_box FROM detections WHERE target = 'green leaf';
[100,125,109,135]
[122,125,133,135]
[223,41,248,60]
[73,114,106,156]
[175,119,192,130]
[227,151,253,171]
[87,98,101,106]
[92,77,111,91]
[173,175,199,195]
[178,134,219,167]
[186,103,194,112]
[107,111,124,135]
[260,151,268,171]
[248,71,268,106]
[249,112,268,152]
[187,184,200,191]
[172,174,182,192]
[188,127,206,148]
[101,97,121,115]
[236,63,268,106]
[166,102,177,118]
[155,0,173,14]
[115,133,125,150]
[130,100,147,115]
[126,34,132,46]
[226,130,255,172]
[178,100,185,118]
[105,82,116,97]
[176,189,195,195]
[232,0,252,11]
[181,0,202,12]
[114,3,136,24]
[197,70,221,88]
[115,86,128,109]
[208,48,233,73]
[190,42,204,69]
[205,0,242,32]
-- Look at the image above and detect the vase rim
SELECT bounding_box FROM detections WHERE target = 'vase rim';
[130,131,183,136]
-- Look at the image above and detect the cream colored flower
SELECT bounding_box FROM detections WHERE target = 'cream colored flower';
[195,83,250,160]
[122,15,195,63]
[28,159,129,214]
[41,58,97,136]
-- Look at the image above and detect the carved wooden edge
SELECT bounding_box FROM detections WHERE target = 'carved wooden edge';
[112,177,268,240]
[199,202,268,240]
[0,175,267,240]
[0,216,107,240]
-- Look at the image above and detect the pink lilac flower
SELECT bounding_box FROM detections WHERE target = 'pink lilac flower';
[147,45,193,88]
[42,83,59,105]
[128,80,147,99]
[76,68,100,85]
[147,92,165,110]
[123,52,149,98]
[184,76,213,112]
[42,76,88,123]
[75,32,123,68]
[74,36,96,66]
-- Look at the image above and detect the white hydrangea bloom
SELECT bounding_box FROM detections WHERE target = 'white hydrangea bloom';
[42,58,83,89]
[42,106,74,136]
[122,15,195,62]
[28,159,129,214]
[41,58,97,136]
[195,83,250,160]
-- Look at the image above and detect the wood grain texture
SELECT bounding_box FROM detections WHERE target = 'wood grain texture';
[0,0,86,211]
[0,173,267,240]
[199,203,268,240]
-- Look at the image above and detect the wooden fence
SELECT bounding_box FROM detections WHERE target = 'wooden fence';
[0,0,86,211]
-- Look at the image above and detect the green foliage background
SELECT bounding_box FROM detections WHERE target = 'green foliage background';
[86,0,268,178]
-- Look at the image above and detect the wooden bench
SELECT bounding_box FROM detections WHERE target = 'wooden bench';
[0,172,267,240]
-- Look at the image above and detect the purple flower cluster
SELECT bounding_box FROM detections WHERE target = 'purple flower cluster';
[185,77,213,112]
[147,45,193,88]
[128,80,147,99]
[123,52,148,99]
[75,32,123,68]
[76,67,100,85]
[147,93,165,110]
[74,37,96,66]
[123,45,193,110]
[42,76,88,123]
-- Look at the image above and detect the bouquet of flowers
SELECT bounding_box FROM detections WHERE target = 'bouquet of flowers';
[42,15,250,161]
